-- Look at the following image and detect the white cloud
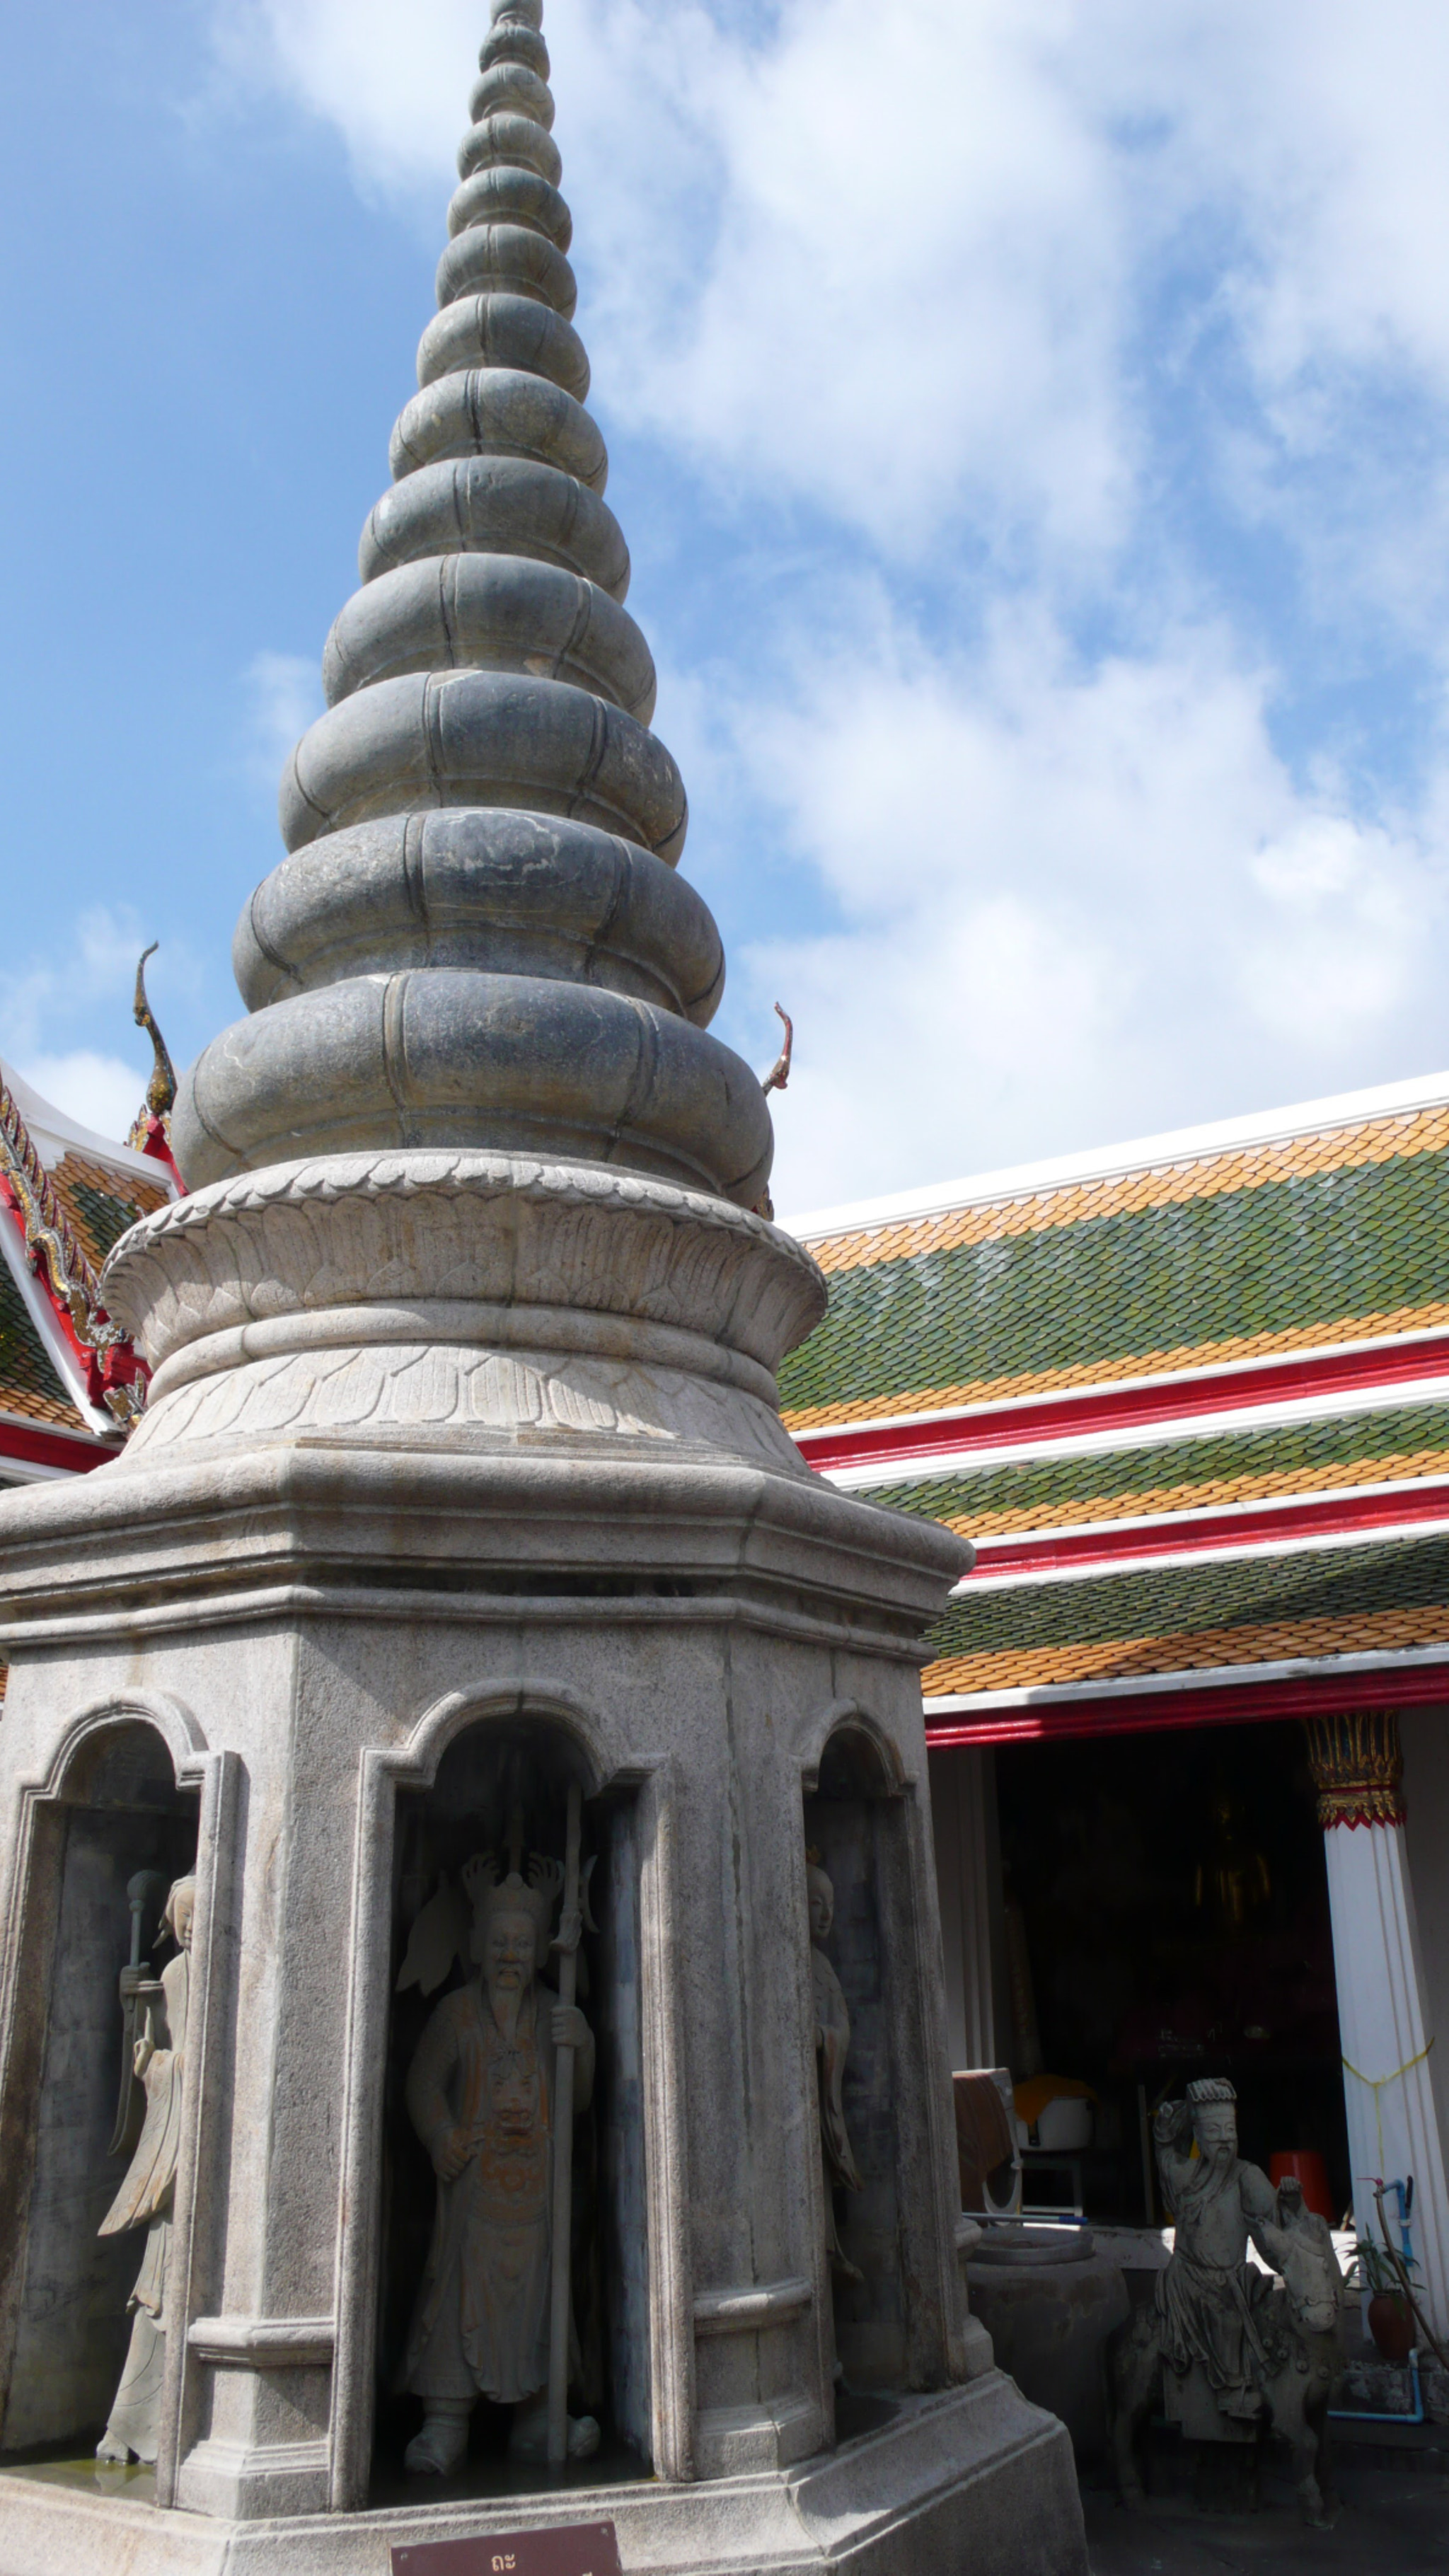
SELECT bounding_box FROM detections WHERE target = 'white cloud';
[732,603,1446,1208]
[242,649,325,792]
[2,908,202,1147]
[15,1053,150,1145]
[209,0,1449,1205]
[217,1,1449,578]
[219,0,471,194]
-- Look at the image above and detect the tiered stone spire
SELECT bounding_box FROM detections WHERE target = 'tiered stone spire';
[174,0,771,1211]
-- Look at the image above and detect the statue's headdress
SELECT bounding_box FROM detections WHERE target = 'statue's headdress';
[163,1875,197,1940]
[462,1851,562,1970]
[1187,2077,1236,2107]
[804,1845,835,1917]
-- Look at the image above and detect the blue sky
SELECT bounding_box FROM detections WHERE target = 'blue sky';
[8,1,1449,1213]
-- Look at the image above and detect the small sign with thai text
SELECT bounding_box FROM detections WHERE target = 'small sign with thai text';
[390,2521,622,2576]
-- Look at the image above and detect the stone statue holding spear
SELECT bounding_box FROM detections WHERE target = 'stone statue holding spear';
[396,1789,598,2475]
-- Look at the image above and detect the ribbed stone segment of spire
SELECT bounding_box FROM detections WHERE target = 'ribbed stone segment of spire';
[174,0,770,1210]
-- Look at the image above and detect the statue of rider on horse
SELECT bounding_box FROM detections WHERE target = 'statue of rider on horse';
[1112,2077,1345,2525]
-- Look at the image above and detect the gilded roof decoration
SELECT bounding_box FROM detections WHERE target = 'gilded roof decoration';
[0,1075,161,1434]
[0,1257,88,1433]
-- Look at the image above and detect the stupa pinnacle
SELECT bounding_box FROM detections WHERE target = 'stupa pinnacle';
[175,0,771,1211]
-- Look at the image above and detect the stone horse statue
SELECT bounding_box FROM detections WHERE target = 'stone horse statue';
[1112,2173,1344,2526]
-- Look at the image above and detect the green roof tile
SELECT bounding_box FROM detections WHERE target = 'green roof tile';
[870,1401,1449,1528]
[781,1144,1449,1416]
[924,1530,1449,1665]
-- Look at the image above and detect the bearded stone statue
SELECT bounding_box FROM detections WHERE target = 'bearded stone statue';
[1153,2076,1281,2435]
[398,1852,598,2475]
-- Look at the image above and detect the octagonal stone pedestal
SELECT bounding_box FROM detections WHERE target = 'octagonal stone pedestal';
[0,1158,1087,2574]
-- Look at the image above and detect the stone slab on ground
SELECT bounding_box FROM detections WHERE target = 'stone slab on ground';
[1082,2464,1449,2575]
[0,2381,1085,2576]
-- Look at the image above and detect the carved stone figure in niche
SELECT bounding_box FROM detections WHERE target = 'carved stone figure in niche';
[397,1847,599,2474]
[96,1873,195,2465]
[1151,2077,1280,2427]
[807,1852,862,2281]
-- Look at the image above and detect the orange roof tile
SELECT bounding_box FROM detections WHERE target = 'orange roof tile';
[921,1598,1449,1697]
[781,1298,1449,1431]
[808,1102,1449,1280]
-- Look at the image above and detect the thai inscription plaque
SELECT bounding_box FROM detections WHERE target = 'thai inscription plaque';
[390,2522,622,2576]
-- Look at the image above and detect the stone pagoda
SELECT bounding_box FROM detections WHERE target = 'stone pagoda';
[0,7,1084,2568]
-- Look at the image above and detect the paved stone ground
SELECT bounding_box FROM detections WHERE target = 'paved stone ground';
[1083,2463,1449,2573]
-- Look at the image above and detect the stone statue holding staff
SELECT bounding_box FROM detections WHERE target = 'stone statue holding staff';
[807,1851,864,2282]
[1152,2076,1280,2432]
[397,1825,599,2473]
[96,1873,195,2465]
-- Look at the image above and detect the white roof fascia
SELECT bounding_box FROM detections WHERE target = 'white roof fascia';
[793,1319,1449,1456]
[952,1511,1449,1595]
[921,1640,1449,1717]
[0,1054,158,1182]
[954,1472,1449,1561]
[0,1451,74,1484]
[819,1367,1449,1489]
[0,1220,112,1434]
[784,1064,1449,1243]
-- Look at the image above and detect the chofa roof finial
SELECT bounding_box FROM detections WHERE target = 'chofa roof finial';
[133,944,177,1121]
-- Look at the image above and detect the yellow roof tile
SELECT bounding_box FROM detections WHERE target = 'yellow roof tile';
[808,1101,1449,1278]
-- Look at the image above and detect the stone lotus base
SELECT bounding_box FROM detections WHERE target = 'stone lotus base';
[0,2377,1086,2575]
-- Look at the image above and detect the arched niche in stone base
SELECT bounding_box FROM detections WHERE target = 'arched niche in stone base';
[802,1714,942,2401]
[0,1708,200,2459]
[368,1706,652,2495]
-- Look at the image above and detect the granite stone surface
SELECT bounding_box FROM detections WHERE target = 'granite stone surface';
[0,5,1087,2569]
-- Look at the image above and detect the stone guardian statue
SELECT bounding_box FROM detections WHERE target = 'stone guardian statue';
[96,1873,195,2465]
[400,1851,599,2474]
[1112,2080,1346,2522]
[807,1854,863,2282]
[1151,2076,1280,2432]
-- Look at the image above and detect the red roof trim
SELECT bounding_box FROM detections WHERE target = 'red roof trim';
[0,1418,117,1473]
[968,1479,1449,1578]
[924,1656,1449,1747]
[793,1329,1449,1472]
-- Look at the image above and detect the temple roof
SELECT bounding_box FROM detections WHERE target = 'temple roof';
[0,1060,173,1482]
[780,1072,1449,1737]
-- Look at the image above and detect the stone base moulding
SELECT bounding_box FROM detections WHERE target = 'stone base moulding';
[187,2321,337,2370]
[0,2378,1087,2576]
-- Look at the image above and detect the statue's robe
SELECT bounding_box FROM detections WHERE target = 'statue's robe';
[98,1948,190,2461]
[403,1980,592,2406]
[1155,2143,1277,2432]
[812,1943,862,2273]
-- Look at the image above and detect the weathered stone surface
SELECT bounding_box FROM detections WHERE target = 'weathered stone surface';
[172,0,763,1207]
[0,4,1088,2569]
[174,989,770,1197]
[966,2236,1129,2459]
[323,558,656,722]
[359,456,630,596]
[235,815,724,1025]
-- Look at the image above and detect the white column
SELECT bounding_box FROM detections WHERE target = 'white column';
[1310,1711,1449,2336]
